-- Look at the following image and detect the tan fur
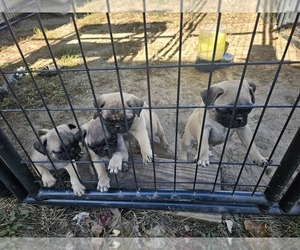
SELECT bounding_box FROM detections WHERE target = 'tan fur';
[180,80,268,168]
[79,117,128,192]
[95,92,169,163]
[30,124,86,196]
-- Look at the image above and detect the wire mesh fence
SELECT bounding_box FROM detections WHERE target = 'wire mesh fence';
[0,6,299,214]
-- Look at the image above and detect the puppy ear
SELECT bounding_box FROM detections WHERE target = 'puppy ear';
[248,82,256,103]
[33,137,47,155]
[127,97,144,117]
[94,97,106,108]
[37,129,50,137]
[201,85,224,105]
[68,124,76,130]
[93,97,106,118]
[248,82,256,92]
[74,129,86,145]
[93,112,99,119]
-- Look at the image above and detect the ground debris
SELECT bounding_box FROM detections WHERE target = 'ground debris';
[166,211,222,223]
[244,219,270,237]
[224,219,234,234]
[145,225,166,237]
[72,208,122,237]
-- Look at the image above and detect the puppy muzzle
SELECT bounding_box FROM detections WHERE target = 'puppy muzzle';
[216,107,252,128]
[102,115,135,134]
[89,134,118,157]
[54,144,82,160]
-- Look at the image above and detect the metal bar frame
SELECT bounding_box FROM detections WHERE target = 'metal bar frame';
[0,7,300,214]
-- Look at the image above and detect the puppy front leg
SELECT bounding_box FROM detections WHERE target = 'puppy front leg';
[64,162,86,196]
[154,118,169,149]
[237,125,268,167]
[90,152,110,192]
[108,134,129,174]
[195,128,211,167]
[35,165,56,187]
[130,129,153,163]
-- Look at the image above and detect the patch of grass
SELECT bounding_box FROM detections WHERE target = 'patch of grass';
[33,26,48,38]
[56,46,81,67]
[0,198,34,237]
[0,70,89,110]
[58,54,80,67]
[0,77,65,109]
[1,197,300,237]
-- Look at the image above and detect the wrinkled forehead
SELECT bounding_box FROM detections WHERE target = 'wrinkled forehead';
[102,109,135,120]
[47,129,75,148]
[104,98,123,107]
[215,84,253,106]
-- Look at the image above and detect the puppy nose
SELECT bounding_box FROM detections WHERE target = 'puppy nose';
[70,146,80,154]
[115,124,121,130]
[235,116,244,123]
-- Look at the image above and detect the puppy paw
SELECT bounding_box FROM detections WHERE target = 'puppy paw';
[42,175,56,187]
[97,177,110,192]
[160,139,169,149]
[108,157,123,174]
[122,163,129,172]
[194,156,210,168]
[253,157,269,168]
[178,154,187,161]
[142,154,153,163]
[72,182,86,196]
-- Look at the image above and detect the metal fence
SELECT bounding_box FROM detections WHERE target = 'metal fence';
[0,9,300,214]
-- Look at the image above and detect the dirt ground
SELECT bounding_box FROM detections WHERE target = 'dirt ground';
[0,13,300,187]
[0,13,299,203]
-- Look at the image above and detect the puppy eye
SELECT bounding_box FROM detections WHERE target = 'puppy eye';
[216,108,232,115]
[53,149,63,155]
[239,108,252,114]
[245,108,253,113]
[71,141,79,146]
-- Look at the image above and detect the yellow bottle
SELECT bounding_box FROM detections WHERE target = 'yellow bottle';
[197,25,226,61]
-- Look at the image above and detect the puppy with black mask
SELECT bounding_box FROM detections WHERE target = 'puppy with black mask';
[75,117,128,192]
[180,80,268,168]
[93,92,169,164]
[30,124,86,196]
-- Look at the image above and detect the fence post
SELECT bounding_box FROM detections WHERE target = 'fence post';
[259,127,300,212]
[278,169,300,213]
[0,157,28,200]
[0,129,39,198]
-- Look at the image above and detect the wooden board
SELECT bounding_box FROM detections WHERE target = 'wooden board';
[109,158,220,191]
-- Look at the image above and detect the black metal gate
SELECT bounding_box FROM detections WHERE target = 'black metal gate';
[0,6,300,214]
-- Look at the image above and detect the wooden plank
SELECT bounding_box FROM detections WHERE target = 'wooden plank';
[109,158,220,191]
[79,140,221,192]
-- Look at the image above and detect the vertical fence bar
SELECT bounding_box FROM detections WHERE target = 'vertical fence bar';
[259,127,300,212]
[0,110,42,180]
[218,12,260,193]
[105,11,138,190]
[2,13,68,188]
[70,13,111,186]
[0,128,39,197]
[142,0,157,191]
[230,13,262,194]
[174,1,184,192]
[0,156,28,200]
[35,13,84,186]
[212,10,260,193]
[279,168,300,213]
[234,12,300,195]
[252,93,300,195]
[251,12,300,194]
[193,7,222,192]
